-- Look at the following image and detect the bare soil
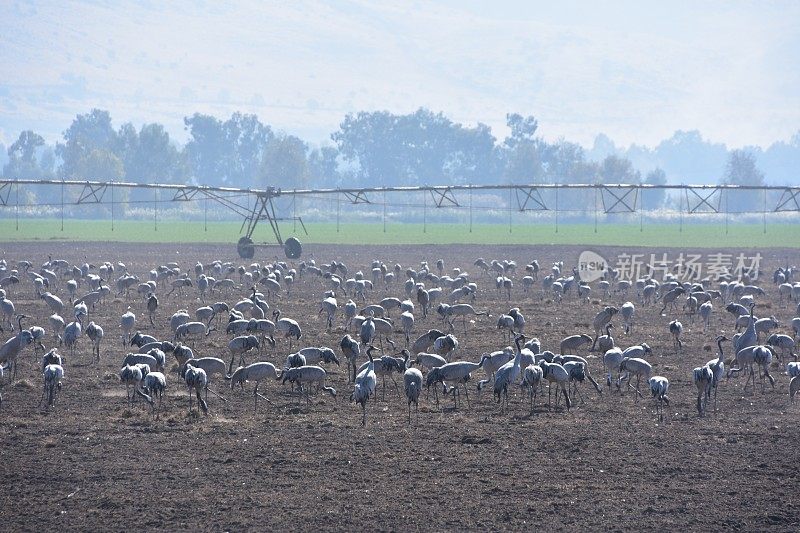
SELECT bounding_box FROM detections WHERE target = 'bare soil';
[0,241,798,532]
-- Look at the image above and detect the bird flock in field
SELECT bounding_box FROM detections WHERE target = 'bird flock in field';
[1,253,799,427]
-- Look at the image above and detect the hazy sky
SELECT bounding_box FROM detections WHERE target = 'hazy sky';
[1,0,798,148]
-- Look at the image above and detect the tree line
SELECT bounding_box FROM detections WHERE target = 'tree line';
[2,107,779,212]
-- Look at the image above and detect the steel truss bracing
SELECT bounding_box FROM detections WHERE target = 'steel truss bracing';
[343,190,371,204]
[515,186,548,211]
[241,191,283,244]
[172,187,200,201]
[429,187,460,207]
[686,187,722,214]
[0,181,11,206]
[774,187,800,212]
[601,185,638,213]
[77,182,108,204]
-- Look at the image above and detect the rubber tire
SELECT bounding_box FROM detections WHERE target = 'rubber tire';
[237,237,255,259]
[284,237,302,259]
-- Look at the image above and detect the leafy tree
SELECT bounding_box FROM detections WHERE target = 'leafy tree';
[113,122,139,179]
[115,123,186,205]
[642,167,667,210]
[8,130,44,164]
[63,148,124,217]
[598,155,640,184]
[224,112,273,188]
[134,123,183,184]
[537,140,599,208]
[260,134,309,189]
[444,122,496,184]
[758,131,800,185]
[3,130,45,179]
[586,133,618,161]
[506,114,537,143]
[499,114,544,184]
[503,140,543,184]
[332,110,406,186]
[184,112,272,187]
[38,147,57,178]
[653,130,727,185]
[721,149,765,212]
[308,145,340,187]
[504,113,538,149]
[76,148,123,182]
[400,109,494,185]
[184,113,226,186]
[542,140,586,182]
[722,149,765,186]
[57,109,116,178]
[332,108,496,187]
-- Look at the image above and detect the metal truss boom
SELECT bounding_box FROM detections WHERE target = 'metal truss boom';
[1,178,798,250]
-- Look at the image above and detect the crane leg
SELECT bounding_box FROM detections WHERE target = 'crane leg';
[206,385,227,402]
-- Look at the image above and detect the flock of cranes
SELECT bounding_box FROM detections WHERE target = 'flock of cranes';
[0,250,798,428]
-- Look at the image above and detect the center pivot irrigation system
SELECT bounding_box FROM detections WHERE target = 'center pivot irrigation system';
[1,178,799,258]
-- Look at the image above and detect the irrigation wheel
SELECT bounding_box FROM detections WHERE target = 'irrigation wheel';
[284,237,302,259]
[237,237,255,259]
